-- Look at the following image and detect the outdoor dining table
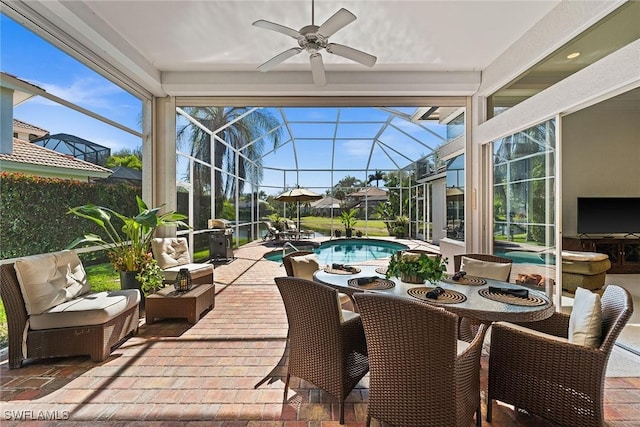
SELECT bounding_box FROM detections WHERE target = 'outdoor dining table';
[313,265,555,324]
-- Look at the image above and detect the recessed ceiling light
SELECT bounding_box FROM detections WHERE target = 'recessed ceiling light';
[567,52,581,59]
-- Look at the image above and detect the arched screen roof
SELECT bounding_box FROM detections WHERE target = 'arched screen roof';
[177,104,465,194]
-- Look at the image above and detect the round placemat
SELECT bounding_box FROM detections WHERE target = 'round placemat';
[324,266,361,275]
[407,287,467,304]
[348,278,396,290]
[478,288,547,306]
[442,275,487,286]
[375,267,388,275]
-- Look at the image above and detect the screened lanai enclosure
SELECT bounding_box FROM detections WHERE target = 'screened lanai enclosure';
[173,102,468,255]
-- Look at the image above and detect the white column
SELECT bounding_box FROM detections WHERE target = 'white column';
[152,96,177,237]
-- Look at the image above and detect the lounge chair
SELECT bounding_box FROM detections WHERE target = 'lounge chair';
[263,221,281,240]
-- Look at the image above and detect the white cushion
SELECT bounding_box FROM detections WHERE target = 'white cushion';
[290,253,320,280]
[457,339,471,356]
[163,263,214,281]
[151,238,191,269]
[29,289,140,330]
[460,256,512,282]
[568,287,602,348]
[14,250,91,315]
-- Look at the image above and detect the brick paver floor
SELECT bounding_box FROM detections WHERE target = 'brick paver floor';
[2,238,639,425]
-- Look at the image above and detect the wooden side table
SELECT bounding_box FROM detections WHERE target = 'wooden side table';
[145,283,215,325]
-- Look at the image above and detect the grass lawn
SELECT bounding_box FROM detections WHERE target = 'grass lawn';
[299,216,390,237]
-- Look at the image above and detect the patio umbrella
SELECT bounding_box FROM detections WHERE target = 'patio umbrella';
[275,187,323,231]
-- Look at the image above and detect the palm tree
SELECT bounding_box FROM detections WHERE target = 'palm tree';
[177,107,283,217]
[367,170,386,187]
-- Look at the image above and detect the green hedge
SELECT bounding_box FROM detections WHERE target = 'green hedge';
[0,172,140,260]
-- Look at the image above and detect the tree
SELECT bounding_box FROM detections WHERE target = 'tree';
[376,171,414,233]
[177,107,283,215]
[367,170,386,187]
[330,175,364,199]
[106,148,142,170]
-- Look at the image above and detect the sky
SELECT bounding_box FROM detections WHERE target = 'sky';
[1,14,143,153]
[2,13,450,194]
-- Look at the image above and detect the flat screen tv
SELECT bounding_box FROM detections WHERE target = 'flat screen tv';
[577,197,640,235]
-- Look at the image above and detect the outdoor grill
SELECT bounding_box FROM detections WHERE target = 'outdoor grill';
[208,219,234,261]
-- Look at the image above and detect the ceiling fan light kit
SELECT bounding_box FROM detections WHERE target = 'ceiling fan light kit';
[253,0,377,86]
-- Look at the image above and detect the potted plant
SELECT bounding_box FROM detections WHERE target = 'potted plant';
[136,254,164,296]
[385,251,448,285]
[339,208,358,238]
[67,196,189,293]
[393,215,410,238]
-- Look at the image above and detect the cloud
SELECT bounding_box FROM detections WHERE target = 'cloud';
[342,139,372,157]
[27,76,132,113]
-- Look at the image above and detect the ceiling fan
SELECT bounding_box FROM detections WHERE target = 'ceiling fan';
[252,0,377,86]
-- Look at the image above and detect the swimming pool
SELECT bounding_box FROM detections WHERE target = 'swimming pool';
[495,250,547,265]
[265,239,408,264]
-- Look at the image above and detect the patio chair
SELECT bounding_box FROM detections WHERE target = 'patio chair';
[454,253,513,341]
[263,221,281,241]
[274,277,369,424]
[487,284,633,427]
[282,250,355,311]
[151,237,214,285]
[353,292,488,427]
[453,253,513,282]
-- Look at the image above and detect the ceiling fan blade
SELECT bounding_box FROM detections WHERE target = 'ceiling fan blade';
[253,20,301,39]
[326,43,377,67]
[309,53,326,87]
[258,47,303,72]
[317,8,356,38]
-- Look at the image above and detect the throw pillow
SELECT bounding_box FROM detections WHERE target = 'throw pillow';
[14,250,91,315]
[290,253,320,280]
[568,287,602,348]
[460,256,512,281]
[152,238,191,269]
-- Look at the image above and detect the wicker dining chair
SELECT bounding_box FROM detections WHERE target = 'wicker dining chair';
[453,253,513,282]
[453,253,513,341]
[353,292,488,427]
[487,284,634,427]
[282,250,355,311]
[281,250,315,277]
[274,277,369,424]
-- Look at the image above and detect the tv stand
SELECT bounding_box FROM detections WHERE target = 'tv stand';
[563,236,640,273]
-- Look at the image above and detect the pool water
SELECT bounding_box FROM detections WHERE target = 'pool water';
[265,239,408,265]
[495,250,547,265]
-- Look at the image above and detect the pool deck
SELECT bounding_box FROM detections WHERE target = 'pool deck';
[2,236,639,426]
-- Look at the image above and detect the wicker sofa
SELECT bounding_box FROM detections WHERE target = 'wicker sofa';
[0,250,140,369]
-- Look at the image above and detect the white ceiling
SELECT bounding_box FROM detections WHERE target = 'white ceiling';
[16,0,561,96]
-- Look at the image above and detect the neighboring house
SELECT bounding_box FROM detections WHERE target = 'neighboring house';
[0,138,112,181]
[310,196,341,216]
[31,133,111,166]
[98,166,142,186]
[13,118,49,141]
[346,187,389,215]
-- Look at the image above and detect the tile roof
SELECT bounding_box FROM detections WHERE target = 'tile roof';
[350,187,388,197]
[12,118,48,133]
[0,138,112,174]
